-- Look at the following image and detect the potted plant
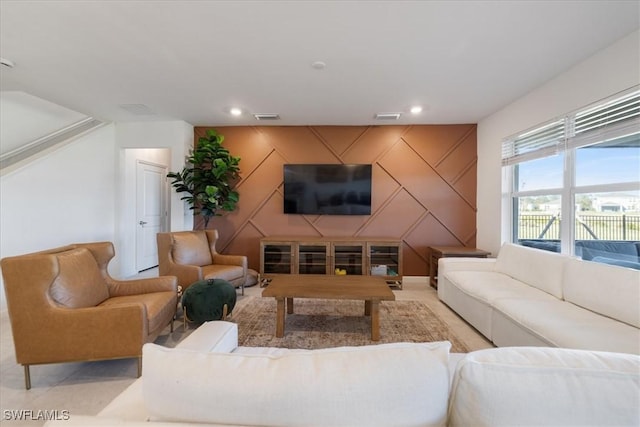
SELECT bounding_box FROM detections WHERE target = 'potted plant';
[167,129,241,228]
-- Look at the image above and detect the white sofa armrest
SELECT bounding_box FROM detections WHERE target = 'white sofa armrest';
[177,321,238,353]
[98,322,238,423]
[438,257,496,275]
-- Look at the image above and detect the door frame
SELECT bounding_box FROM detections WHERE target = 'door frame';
[135,159,168,272]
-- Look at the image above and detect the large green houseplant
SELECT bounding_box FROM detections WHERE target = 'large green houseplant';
[167,129,241,228]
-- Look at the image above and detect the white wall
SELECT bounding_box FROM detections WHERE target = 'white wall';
[0,119,195,311]
[0,124,118,309]
[476,30,640,255]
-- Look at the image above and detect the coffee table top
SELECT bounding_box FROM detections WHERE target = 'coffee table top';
[262,274,395,301]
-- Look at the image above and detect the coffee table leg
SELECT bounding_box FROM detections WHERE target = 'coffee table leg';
[287,297,294,314]
[370,300,380,341]
[364,300,371,316]
[275,297,285,338]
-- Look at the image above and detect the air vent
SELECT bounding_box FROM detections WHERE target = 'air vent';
[253,113,281,120]
[375,113,402,120]
[118,104,156,116]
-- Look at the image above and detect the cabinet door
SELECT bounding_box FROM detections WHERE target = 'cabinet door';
[367,242,402,279]
[260,242,294,274]
[332,243,365,275]
[297,242,330,274]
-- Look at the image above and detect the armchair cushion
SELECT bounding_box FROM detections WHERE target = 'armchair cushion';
[172,232,212,267]
[50,248,110,308]
[201,264,245,283]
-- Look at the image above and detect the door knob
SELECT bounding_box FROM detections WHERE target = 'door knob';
[139,221,148,226]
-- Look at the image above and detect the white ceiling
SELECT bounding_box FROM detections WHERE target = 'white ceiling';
[1,0,638,127]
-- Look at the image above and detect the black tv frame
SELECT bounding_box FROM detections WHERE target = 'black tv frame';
[283,164,372,215]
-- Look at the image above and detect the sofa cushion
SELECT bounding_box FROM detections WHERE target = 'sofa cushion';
[562,257,640,328]
[448,347,640,427]
[171,232,212,267]
[494,243,567,299]
[49,248,109,308]
[444,271,558,305]
[492,297,640,354]
[143,341,452,427]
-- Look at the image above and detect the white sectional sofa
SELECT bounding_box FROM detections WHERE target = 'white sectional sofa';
[44,321,640,427]
[438,242,640,355]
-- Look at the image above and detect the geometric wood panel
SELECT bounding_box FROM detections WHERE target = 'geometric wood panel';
[193,124,477,276]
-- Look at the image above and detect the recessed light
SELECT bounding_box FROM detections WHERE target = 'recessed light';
[410,106,423,114]
[311,61,326,70]
[230,108,242,116]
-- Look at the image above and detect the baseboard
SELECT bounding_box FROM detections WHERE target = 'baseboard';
[403,276,429,284]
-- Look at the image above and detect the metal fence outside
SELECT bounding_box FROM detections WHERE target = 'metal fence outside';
[518,214,640,241]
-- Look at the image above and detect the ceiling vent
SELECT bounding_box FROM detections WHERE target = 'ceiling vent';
[118,104,156,116]
[375,112,402,120]
[253,113,281,121]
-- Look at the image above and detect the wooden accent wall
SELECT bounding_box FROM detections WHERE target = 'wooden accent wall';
[193,125,477,276]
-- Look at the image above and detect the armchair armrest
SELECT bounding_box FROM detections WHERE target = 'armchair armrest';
[162,263,203,287]
[16,304,148,365]
[107,276,178,297]
[212,254,247,269]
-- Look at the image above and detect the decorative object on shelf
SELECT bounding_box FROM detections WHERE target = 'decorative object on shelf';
[167,129,241,228]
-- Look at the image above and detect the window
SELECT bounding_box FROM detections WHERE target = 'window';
[503,88,640,268]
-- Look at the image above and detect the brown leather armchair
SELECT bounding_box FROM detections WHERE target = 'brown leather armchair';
[0,242,177,389]
[157,230,247,295]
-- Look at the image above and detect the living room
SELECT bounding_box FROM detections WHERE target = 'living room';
[1,1,639,426]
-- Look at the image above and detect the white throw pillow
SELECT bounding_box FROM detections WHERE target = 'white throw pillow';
[448,347,640,427]
[143,341,452,427]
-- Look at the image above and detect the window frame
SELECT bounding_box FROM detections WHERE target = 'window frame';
[503,86,640,256]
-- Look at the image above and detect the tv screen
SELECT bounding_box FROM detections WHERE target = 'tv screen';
[283,164,372,215]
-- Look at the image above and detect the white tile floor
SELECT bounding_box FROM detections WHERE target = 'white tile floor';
[0,273,491,426]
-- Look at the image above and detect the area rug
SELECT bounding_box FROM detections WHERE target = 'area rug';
[233,297,469,353]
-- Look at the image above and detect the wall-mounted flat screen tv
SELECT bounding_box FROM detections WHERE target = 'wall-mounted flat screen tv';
[283,164,372,215]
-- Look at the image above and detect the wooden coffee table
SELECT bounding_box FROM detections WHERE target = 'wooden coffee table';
[262,274,395,341]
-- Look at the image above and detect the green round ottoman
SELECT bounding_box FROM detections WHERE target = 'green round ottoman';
[181,279,237,325]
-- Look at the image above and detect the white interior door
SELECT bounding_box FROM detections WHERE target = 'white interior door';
[136,161,167,271]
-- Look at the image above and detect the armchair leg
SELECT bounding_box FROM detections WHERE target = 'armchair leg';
[241,282,245,296]
[170,318,174,333]
[24,365,31,390]
[137,357,142,377]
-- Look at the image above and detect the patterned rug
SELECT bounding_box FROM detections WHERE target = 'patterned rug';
[232,297,469,353]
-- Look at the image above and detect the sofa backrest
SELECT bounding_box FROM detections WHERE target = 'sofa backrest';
[170,231,213,267]
[142,341,452,427]
[448,347,640,427]
[563,257,640,328]
[494,243,568,299]
[49,248,110,308]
